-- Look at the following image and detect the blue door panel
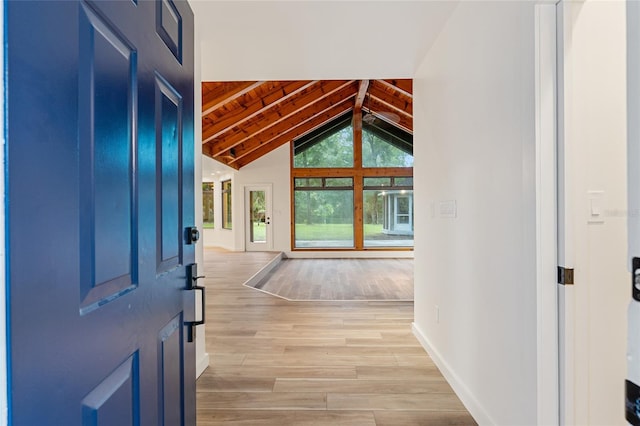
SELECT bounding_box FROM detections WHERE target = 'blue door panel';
[6,0,195,424]
[79,2,138,313]
[156,74,182,271]
[160,316,184,425]
[82,353,139,426]
[157,0,183,64]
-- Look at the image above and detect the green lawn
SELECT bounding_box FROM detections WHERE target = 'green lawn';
[295,223,383,240]
[251,222,266,241]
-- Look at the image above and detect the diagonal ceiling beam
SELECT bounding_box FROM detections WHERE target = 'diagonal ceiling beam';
[354,79,370,111]
[369,82,413,116]
[201,81,264,117]
[231,100,354,168]
[205,80,356,156]
[368,93,413,121]
[380,79,413,97]
[202,80,318,143]
[227,86,357,160]
[366,96,413,133]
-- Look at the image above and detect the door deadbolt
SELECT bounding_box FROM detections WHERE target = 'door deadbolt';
[185,226,200,244]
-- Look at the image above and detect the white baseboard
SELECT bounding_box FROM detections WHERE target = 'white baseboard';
[196,352,210,379]
[411,322,493,426]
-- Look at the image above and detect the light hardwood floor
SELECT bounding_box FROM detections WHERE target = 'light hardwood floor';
[197,248,476,426]
[253,258,413,301]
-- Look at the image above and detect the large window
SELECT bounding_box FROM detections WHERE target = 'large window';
[222,179,232,230]
[293,117,353,168]
[292,112,413,250]
[362,124,413,168]
[294,178,354,248]
[363,177,413,248]
[203,182,214,228]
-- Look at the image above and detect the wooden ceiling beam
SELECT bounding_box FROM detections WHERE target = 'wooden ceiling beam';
[229,83,355,152]
[201,81,263,117]
[369,82,413,115]
[231,101,354,168]
[206,80,356,156]
[380,79,413,97]
[203,81,286,136]
[228,87,357,158]
[354,80,370,111]
[367,94,413,122]
[367,96,413,133]
[202,80,317,143]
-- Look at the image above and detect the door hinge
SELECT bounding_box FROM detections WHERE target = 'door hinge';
[558,266,574,285]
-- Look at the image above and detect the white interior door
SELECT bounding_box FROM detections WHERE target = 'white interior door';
[559,2,629,424]
[245,185,273,251]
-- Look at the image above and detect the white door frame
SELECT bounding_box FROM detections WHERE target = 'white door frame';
[244,184,273,251]
[535,3,560,425]
[554,2,573,424]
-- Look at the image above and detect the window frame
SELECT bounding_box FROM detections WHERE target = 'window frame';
[290,113,413,251]
[221,179,232,230]
[202,182,214,228]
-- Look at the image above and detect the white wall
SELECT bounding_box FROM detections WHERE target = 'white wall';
[202,144,290,252]
[560,1,628,424]
[202,172,236,251]
[412,2,537,425]
[232,144,291,252]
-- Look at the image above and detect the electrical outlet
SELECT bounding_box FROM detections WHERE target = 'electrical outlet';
[436,305,440,324]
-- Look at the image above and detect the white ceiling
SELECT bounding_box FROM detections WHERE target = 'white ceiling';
[191,1,460,81]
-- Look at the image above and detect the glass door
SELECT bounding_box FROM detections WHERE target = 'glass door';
[245,185,272,251]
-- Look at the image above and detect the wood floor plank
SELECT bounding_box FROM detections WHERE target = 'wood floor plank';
[283,344,396,356]
[197,391,327,410]
[197,410,377,426]
[327,393,467,411]
[196,248,476,425]
[253,329,384,339]
[197,375,275,393]
[273,378,453,394]
[356,365,444,379]
[208,365,358,379]
[242,353,400,367]
[374,410,478,426]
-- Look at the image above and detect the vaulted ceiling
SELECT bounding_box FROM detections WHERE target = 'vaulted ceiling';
[201,79,413,169]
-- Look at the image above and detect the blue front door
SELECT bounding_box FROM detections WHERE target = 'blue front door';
[6,0,195,424]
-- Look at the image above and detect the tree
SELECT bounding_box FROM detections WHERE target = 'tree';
[294,127,353,168]
[362,129,413,167]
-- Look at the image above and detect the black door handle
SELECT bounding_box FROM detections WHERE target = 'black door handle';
[186,263,205,343]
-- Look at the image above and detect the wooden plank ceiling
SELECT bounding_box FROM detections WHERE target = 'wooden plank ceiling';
[201,79,413,169]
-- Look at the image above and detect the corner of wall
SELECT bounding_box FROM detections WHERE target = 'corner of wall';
[412,2,538,424]
[411,323,494,426]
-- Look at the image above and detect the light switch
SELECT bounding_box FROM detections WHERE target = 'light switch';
[588,190,605,224]
[590,198,602,216]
